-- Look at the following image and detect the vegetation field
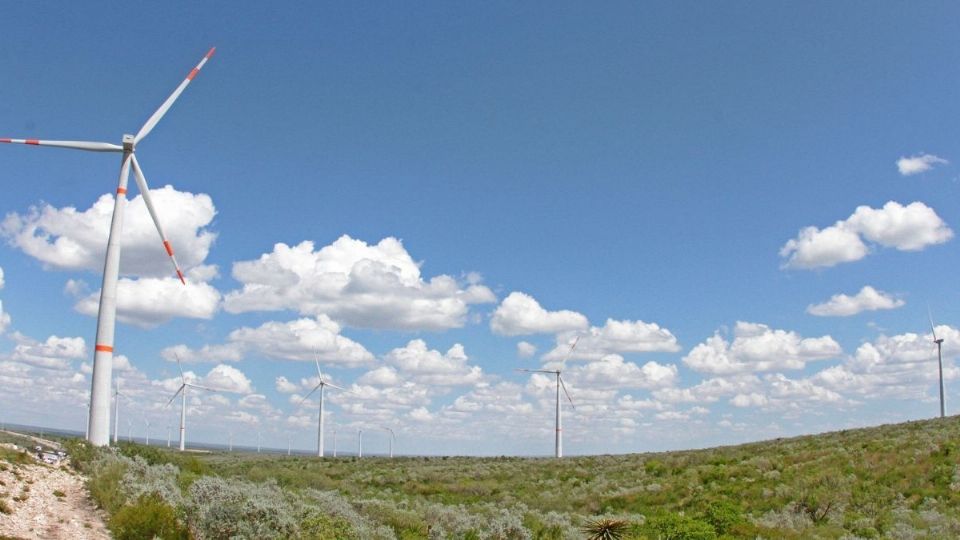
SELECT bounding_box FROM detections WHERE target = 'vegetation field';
[45,416,960,538]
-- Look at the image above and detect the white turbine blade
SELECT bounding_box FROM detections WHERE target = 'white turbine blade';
[0,138,122,152]
[325,382,347,392]
[187,383,230,393]
[558,376,575,410]
[164,385,185,408]
[314,350,323,377]
[175,354,185,381]
[135,47,216,144]
[928,305,939,341]
[562,336,581,362]
[297,384,322,406]
[516,368,558,374]
[130,155,186,284]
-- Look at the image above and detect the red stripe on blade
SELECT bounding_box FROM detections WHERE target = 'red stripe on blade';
[95,345,114,353]
[176,269,186,285]
[26,139,39,145]
[205,47,216,59]
[163,240,174,256]
[0,138,11,143]
[187,68,199,80]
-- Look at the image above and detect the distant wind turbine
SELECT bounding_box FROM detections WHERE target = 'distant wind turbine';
[1,48,216,446]
[517,336,580,458]
[296,353,346,457]
[358,428,363,458]
[126,418,133,443]
[164,355,236,451]
[144,419,151,446]
[166,423,172,448]
[113,378,127,445]
[332,428,338,457]
[929,307,946,418]
[380,426,396,458]
[257,431,262,453]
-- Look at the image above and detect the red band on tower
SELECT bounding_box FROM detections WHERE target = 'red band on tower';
[95,345,114,353]
[116,187,127,195]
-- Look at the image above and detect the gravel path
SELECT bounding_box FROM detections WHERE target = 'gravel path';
[0,454,110,540]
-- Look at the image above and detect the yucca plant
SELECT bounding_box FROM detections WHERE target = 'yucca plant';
[581,518,629,540]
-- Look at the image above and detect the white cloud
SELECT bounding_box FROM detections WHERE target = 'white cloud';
[897,153,948,176]
[517,341,537,358]
[357,366,402,386]
[0,266,4,289]
[780,201,952,269]
[156,364,254,395]
[73,265,221,328]
[6,332,86,370]
[223,236,496,331]
[162,315,374,366]
[1,186,217,277]
[490,292,588,336]
[566,354,677,390]
[0,301,9,335]
[409,407,435,422]
[382,340,484,387]
[683,322,841,374]
[275,376,299,394]
[807,286,905,317]
[730,392,768,408]
[544,318,680,361]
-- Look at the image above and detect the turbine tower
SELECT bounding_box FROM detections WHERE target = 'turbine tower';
[930,308,946,418]
[144,419,151,446]
[296,353,346,457]
[1,48,216,446]
[164,355,235,451]
[358,428,363,458]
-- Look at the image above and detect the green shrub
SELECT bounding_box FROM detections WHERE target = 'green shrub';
[700,500,742,534]
[646,512,717,540]
[87,453,130,514]
[109,494,189,540]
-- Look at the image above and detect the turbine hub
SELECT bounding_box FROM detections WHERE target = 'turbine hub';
[122,134,135,152]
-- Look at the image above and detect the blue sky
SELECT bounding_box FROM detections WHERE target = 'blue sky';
[1,2,959,456]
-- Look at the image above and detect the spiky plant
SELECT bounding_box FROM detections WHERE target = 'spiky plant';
[581,518,629,540]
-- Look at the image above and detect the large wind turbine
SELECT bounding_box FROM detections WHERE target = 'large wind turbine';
[164,356,234,451]
[517,336,580,458]
[929,309,946,418]
[1,48,216,447]
[296,353,346,457]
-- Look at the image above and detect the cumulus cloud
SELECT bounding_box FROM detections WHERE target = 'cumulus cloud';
[6,332,86,370]
[156,363,254,395]
[162,315,374,366]
[0,301,9,335]
[543,319,680,361]
[517,341,537,358]
[897,154,948,176]
[73,265,221,327]
[565,354,677,390]
[223,236,495,331]
[730,392,768,408]
[807,286,905,317]
[1,186,216,277]
[683,322,841,374]
[381,340,484,387]
[490,292,588,336]
[780,201,952,269]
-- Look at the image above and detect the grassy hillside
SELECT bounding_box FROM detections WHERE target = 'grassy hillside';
[56,416,960,538]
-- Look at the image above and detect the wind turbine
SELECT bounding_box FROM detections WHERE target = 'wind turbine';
[381,426,396,458]
[113,378,127,445]
[332,428,338,457]
[1,48,216,447]
[930,308,946,418]
[144,419,151,446]
[166,423,172,448]
[126,418,133,443]
[517,336,580,458]
[164,355,235,451]
[296,353,346,457]
[358,428,363,458]
[228,430,234,452]
[257,431,262,453]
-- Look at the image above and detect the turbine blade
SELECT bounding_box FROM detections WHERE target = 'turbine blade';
[130,155,186,284]
[326,382,347,392]
[0,138,122,152]
[562,336,581,362]
[135,47,216,144]
[559,376,575,410]
[297,384,322,406]
[187,383,229,393]
[928,305,939,341]
[165,385,185,408]
[515,368,558,374]
[175,354,185,381]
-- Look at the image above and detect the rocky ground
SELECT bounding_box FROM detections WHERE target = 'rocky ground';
[0,447,109,540]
